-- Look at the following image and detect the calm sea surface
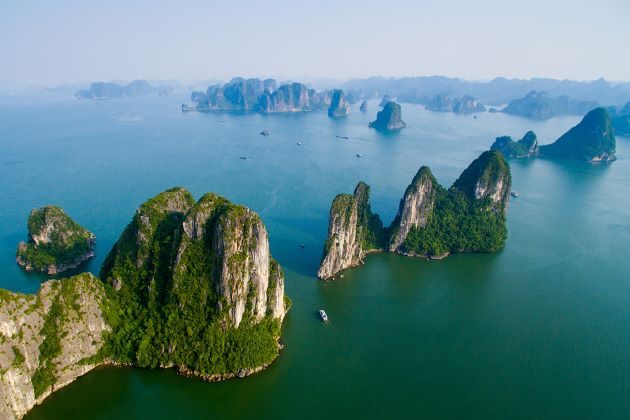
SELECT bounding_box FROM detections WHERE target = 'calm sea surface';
[1,94,628,419]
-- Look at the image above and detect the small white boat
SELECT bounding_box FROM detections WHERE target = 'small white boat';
[511,191,519,198]
[319,309,329,322]
[297,141,301,145]
[260,129,271,136]
[356,153,362,158]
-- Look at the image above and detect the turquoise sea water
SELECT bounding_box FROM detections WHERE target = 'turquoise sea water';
[1,95,629,418]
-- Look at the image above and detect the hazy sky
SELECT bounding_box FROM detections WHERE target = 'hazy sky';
[1,0,629,85]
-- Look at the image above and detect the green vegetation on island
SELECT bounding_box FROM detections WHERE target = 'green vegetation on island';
[539,107,616,161]
[16,206,95,274]
[318,150,512,278]
[1,188,289,419]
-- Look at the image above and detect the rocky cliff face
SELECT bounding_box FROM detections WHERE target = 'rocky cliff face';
[257,83,314,113]
[426,94,485,114]
[317,183,384,279]
[16,206,95,275]
[369,101,406,131]
[318,151,512,277]
[0,274,110,420]
[539,107,616,161]
[453,150,511,215]
[190,79,332,113]
[490,131,539,158]
[327,90,350,118]
[360,100,368,113]
[172,193,285,327]
[389,167,438,252]
[452,95,486,114]
[101,187,287,376]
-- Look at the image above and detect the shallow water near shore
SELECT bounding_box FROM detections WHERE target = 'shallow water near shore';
[1,95,629,418]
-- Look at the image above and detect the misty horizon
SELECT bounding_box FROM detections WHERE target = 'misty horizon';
[2,0,629,86]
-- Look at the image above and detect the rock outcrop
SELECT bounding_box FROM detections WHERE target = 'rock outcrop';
[452,150,511,216]
[360,100,368,113]
[327,90,350,118]
[16,206,95,275]
[2,188,291,418]
[0,274,110,419]
[426,94,485,114]
[189,78,331,113]
[379,95,392,107]
[501,91,598,120]
[101,187,288,374]
[317,183,385,279]
[539,107,616,161]
[318,151,512,278]
[388,167,438,252]
[75,80,156,99]
[369,101,406,131]
[490,131,539,158]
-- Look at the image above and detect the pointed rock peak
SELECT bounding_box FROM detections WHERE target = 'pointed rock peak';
[369,101,406,131]
[388,166,439,252]
[452,150,511,213]
[539,107,616,161]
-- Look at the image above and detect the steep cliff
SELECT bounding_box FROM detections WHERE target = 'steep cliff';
[388,167,438,252]
[16,206,95,275]
[490,131,538,158]
[101,187,288,377]
[539,107,616,161]
[318,151,512,277]
[452,95,486,114]
[369,101,406,131]
[257,82,314,113]
[360,100,368,113]
[0,274,111,419]
[317,183,385,279]
[426,94,485,114]
[401,150,511,257]
[327,90,350,118]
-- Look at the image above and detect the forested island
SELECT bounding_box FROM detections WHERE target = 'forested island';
[1,188,289,419]
[16,206,95,274]
[185,78,361,114]
[318,150,511,279]
[491,107,616,161]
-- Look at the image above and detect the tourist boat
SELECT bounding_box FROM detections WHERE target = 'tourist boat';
[356,153,362,158]
[260,129,271,136]
[297,141,301,145]
[319,309,329,322]
[240,156,247,160]
[511,191,519,197]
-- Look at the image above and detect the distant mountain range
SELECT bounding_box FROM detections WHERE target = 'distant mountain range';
[342,76,630,107]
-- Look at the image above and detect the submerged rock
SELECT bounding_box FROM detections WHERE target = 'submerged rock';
[369,101,406,131]
[539,107,616,161]
[327,90,350,118]
[16,206,95,274]
[491,131,539,158]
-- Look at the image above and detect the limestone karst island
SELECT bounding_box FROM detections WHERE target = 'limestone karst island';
[1,1,630,419]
